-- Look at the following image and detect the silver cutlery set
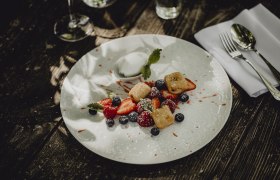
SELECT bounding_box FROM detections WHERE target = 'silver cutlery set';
[220,23,280,100]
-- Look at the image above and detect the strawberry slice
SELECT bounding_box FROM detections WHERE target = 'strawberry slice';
[185,78,196,91]
[151,97,160,110]
[117,98,136,115]
[98,98,112,107]
[161,90,178,100]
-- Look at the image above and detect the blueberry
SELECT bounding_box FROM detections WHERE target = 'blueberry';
[179,92,189,102]
[119,116,129,125]
[175,113,184,122]
[88,109,97,115]
[155,79,166,90]
[151,127,160,136]
[128,111,138,122]
[106,119,115,127]
[112,96,121,106]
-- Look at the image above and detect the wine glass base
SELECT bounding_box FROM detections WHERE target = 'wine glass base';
[82,0,117,8]
[54,14,94,42]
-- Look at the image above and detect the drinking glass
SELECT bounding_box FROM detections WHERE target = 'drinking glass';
[155,0,183,19]
[54,0,94,42]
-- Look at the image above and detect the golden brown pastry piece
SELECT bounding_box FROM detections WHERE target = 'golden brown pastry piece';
[151,105,174,129]
[164,72,194,94]
[128,82,151,102]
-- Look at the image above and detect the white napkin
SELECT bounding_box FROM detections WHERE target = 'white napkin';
[194,4,280,97]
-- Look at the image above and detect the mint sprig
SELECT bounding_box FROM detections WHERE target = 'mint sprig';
[141,48,162,80]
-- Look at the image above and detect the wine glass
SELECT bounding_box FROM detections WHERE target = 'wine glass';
[54,0,94,42]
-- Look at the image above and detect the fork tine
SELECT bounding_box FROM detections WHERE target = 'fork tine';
[222,33,234,52]
[224,32,237,51]
[219,34,231,54]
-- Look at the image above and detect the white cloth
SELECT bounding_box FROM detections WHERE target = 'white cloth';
[194,4,280,97]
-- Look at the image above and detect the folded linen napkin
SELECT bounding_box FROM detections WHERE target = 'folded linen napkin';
[194,4,280,97]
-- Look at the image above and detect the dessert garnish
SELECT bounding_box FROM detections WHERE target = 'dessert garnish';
[113,49,162,81]
[88,71,196,136]
[141,48,162,80]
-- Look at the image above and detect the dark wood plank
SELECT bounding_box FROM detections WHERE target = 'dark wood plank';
[221,96,280,179]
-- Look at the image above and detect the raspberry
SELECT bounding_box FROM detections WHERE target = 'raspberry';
[136,104,145,114]
[136,98,153,114]
[137,111,154,127]
[161,99,177,113]
[103,106,117,119]
[150,87,160,98]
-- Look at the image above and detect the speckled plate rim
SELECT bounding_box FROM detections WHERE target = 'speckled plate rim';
[60,34,232,164]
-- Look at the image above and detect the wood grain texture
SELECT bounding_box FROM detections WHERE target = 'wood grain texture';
[1,0,280,179]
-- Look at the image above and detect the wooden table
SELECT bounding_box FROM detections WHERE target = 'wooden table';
[1,0,280,179]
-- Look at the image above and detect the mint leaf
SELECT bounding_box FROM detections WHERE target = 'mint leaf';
[140,49,162,80]
[141,64,151,80]
[87,103,103,111]
[147,49,162,65]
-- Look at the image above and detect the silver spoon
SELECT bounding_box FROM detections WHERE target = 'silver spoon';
[231,23,280,84]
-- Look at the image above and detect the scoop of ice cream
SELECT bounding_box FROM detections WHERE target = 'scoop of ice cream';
[117,52,148,77]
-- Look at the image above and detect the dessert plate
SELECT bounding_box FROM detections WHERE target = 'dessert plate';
[60,34,232,164]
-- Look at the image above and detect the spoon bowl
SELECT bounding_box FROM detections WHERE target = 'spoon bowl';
[231,24,256,51]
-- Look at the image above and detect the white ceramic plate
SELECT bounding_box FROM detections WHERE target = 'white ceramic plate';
[60,34,232,164]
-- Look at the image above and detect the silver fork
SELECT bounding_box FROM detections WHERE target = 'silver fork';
[220,32,280,100]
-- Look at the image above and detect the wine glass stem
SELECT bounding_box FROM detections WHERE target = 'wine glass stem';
[68,0,74,19]
[67,0,77,29]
